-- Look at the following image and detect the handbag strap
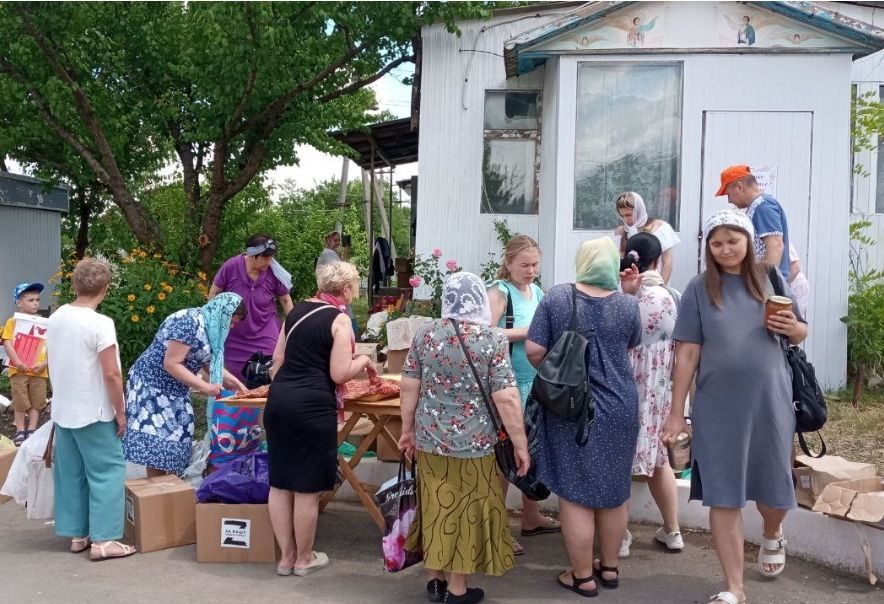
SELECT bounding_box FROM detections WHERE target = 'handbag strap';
[569,283,578,332]
[503,282,515,356]
[450,320,505,437]
[285,304,338,345]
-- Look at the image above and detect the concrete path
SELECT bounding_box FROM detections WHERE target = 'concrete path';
[0,501,879,604]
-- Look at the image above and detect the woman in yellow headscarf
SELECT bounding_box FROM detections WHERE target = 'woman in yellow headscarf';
[525,237,643,597]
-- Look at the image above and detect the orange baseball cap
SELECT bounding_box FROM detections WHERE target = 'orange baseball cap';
[715,164,752,196]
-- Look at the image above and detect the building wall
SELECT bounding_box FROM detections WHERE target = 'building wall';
[419,7,855,387]
[0,205,63,323]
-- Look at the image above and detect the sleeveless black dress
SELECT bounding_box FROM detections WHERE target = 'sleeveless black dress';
[264,301,340,492]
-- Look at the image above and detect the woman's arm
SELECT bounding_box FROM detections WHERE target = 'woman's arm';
[660,341,699,444]
[491,387,530,476]
[487,286,528,343]
[328,314,371,384]
[397,376,421,459]
[660,248,674,283]
[98,345,126,436]
[525,340,547,368]
[278,294,295,316]
[207,284,223,300]
[270,324,286,380]
[164,341,220,397]
[222,368,247,392]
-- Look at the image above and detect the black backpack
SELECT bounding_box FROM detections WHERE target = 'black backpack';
[241,352,273,390]
[529,284,594,446]
[768,269,827,458]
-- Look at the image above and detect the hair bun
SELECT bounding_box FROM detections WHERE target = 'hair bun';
[628,250,640,261]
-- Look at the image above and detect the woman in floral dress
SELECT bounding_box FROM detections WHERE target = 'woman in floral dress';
[619,233,683,557]
[123,293,247,476]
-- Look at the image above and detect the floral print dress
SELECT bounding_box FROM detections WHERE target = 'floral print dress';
[629,283,679,476]
[123,309,211,474]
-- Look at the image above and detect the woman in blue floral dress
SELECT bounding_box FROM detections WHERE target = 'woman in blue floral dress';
[123,293,247,476]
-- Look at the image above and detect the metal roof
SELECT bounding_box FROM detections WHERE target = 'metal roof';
[504,1,884,77]
[0,171,69,213]
[331,118,418,170]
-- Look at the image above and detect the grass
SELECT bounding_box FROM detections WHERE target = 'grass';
[819,385,884,468]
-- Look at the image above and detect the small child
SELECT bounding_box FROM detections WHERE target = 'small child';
[2,283,49,446]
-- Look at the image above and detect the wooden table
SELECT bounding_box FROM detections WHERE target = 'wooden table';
[319,396,402,532]
[220,391,403,532]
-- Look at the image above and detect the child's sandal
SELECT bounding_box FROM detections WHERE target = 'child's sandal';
[593,560,620,589]
[12,431,26,447]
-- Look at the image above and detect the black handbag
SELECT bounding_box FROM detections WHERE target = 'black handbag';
[451,321,550,501]
[529,284,594,446]
[767,269,827,458]
[242,352,273,390]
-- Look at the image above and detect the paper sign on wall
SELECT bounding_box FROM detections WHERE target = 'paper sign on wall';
[221,517,251,548]
[751,165,777,196]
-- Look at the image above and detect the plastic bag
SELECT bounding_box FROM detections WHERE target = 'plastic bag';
[361,310,388,342]
[0,393,10,408]
[375,458,421,573]
[25,462,53,520]
[208,401,263,468]
[182,435,211,488]
[196,451,269,504]
[1,421,54,504]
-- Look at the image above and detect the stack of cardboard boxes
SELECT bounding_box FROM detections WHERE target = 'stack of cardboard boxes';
[794,455,884,528]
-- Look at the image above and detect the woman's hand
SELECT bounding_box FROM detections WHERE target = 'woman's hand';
[619,263,643,295]
[398,430,416,460]
[767,309,800,338]
[660,414,690,446]
[513,443,531,477]
[365,360,380,384]
[115,413,127,438]
[198,382,222,398]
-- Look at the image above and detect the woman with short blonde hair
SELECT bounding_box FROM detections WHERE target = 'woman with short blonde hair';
[265,260,375,576]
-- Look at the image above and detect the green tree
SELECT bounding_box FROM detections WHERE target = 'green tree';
[0,2,495,271]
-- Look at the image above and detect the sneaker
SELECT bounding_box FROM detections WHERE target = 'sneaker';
[444,587,484,604]
[654,527,685,551]
[619,529,633,558]
[427,579,447,603]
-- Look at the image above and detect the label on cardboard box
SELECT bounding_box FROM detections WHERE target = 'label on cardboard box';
[221,518,251,549]
[125,494,135,525]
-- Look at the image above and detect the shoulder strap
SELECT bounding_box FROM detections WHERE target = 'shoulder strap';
[285,304,339,345]
[569,284,578,332]
[768,266,785,297]
[451,320,504,435]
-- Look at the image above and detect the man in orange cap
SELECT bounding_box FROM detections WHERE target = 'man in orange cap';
[715,164,791,280]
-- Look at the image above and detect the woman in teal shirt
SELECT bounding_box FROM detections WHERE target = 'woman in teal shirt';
[488,235,560,555]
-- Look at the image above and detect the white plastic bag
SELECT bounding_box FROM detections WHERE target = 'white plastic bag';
[0,393,10,408]
[361,310,388,341]
[182,435,211,488]
[25,462,53,520]
[125,462,147,480]
[1,420,54,504]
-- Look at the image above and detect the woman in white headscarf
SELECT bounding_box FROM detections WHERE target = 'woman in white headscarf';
[398,272,530,604]
[613,191,681,283]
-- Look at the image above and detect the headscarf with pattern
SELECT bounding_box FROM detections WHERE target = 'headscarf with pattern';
[441,272,492,326]
[703,208,755,243]
[200,292,243,390]
[575,237,620,291]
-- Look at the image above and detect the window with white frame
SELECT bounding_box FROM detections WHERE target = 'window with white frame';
[481,91,540,214]
[573,63,683,230]
[850,82,884,214]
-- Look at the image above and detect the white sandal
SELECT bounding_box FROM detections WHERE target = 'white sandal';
[709,592,745,604]
[758,534,786,578]
[89,540,137,561]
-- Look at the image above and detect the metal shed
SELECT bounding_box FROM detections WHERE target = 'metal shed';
[0,172,69,326]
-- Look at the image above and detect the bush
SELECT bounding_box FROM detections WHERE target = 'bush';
[52,249,208,370]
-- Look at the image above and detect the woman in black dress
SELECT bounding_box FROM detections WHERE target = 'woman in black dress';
[265,261,375,576]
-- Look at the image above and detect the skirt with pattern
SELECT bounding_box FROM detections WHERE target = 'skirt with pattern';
[406,450,514,576]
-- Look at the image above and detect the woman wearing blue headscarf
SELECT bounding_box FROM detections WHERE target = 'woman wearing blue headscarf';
[123,292,247,476]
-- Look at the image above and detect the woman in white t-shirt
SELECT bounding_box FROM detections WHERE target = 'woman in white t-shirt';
[613,192,681,284]
[47,258,136,561]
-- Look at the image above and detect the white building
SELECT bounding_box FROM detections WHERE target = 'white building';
[415,1,884,389]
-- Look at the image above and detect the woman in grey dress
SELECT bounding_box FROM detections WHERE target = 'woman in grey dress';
[661,210,807,604]
[526,237,642,598]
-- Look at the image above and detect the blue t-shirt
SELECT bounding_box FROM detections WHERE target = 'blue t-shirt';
[747,194,791,280]
[493,280,544,401]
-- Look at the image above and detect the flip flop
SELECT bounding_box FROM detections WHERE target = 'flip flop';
[521,516,562,536]
[512,538,525,556]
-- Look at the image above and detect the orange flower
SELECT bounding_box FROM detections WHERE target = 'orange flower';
[157,292,166,301]
[197,271,207,281]
[146,305,155,314]
[131,314,140,323]
[127,294,136,302]
[143,283,152,291]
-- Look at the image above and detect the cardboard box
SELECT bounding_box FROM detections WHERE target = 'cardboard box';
[376,417,403,462]
[812,477,884,527]
[385,316,432,351]
[0,448,17,505]
[355,343,379,362]
[124,475,196,553]
[196,503,279,563]
[793,455,877,508]
[386,349,408,374]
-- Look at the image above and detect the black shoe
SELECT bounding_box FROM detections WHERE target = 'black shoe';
[427,579,448,603]
[444,587,484,604]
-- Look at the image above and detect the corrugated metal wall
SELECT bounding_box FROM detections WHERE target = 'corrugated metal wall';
[0,206,62,322]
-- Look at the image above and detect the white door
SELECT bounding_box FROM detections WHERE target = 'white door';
[699,111,813,276]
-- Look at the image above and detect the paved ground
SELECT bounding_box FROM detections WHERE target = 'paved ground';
[0,501,880,604]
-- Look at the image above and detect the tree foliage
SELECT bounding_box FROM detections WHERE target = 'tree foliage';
[0,1,495,269]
